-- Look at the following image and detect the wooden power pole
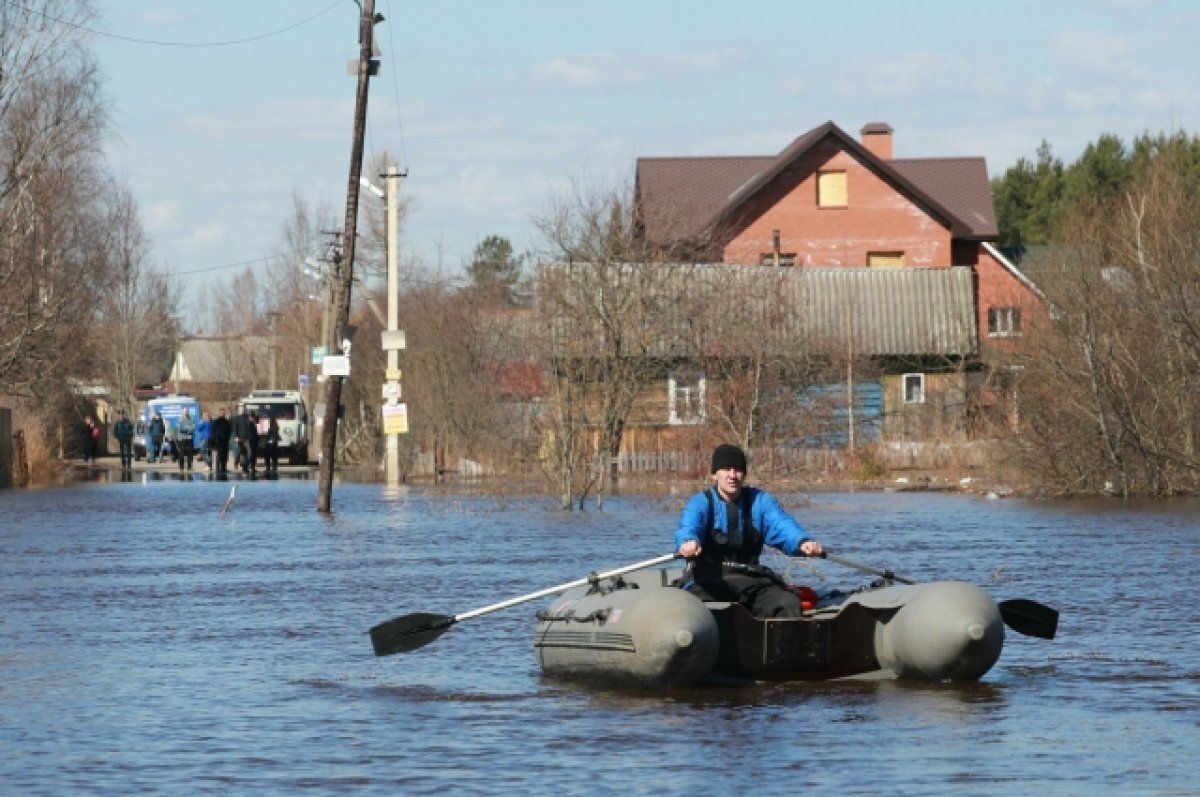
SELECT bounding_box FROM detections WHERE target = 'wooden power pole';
[318,0,380,514]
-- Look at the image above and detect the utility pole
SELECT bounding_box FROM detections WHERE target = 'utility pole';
[382,164,406,486]
[318,0,381,514]
[268,311,281,389]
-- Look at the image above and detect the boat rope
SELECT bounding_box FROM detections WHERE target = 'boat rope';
[534,607,612,624]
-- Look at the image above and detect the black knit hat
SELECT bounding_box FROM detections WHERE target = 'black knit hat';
[711,444,747,474]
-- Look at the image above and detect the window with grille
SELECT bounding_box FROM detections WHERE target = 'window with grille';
[988,307,1022,337]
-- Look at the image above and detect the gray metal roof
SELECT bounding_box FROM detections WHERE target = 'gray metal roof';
[539,263,978,359]
[173,336,272,383]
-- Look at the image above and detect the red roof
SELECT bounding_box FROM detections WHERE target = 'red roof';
[635,120,997,247]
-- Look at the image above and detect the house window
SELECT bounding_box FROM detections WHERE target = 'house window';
[868,251,905,268]
[759,253,797,267]
[817,171,847,207]
[988,307,1022,338]
[903,373,925,404]
[668,372,705,425]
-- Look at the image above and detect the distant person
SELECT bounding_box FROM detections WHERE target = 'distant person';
[148,412,166,464]
[112,410,134,470]
[195,410,213,472]
[232,406,258,476]
[262,414,280,474]
[675,444,824,618]
[80,416,100,463]
[176,409,196,472]
[210,407,232,475]
[245,410,260,476]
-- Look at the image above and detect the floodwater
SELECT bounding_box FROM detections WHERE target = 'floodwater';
[2,475,1197,796]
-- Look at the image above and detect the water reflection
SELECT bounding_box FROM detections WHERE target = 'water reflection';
[3,485,1196,796]
[71,466,316,484]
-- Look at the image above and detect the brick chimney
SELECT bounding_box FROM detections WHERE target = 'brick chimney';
[861,122,894,160]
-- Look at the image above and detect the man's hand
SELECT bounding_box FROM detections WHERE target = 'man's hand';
[678,540,702,558]
[799,539,823,557]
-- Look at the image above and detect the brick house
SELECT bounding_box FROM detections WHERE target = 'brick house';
[629,120,1043,444]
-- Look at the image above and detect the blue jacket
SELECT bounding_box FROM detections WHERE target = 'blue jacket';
[195,417,212,447]
[674,486,811,559]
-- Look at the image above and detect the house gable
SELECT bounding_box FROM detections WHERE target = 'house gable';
[635,121,999,268]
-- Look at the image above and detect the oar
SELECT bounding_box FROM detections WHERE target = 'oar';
[369,553,681,657]
[820,551,1059,640]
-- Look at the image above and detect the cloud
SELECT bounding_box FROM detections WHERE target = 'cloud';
[537,56,609,87]
[531,48,746,90]
[180,223,226,248]
[177,97,351,141]
[1052,28,1132,73]
[143,199,179,231]
[834,51,992,100]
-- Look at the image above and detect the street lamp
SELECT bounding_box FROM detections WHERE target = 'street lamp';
[360,165,406,485]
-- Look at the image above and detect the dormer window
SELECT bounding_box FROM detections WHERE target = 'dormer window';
[818,170,847,208]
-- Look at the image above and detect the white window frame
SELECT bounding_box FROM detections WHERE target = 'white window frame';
[903,373,925,404]
[668,372,706,425]
[988,306,1023,338]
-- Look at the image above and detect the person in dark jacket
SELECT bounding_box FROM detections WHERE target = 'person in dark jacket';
[210,408,232,475]
[148,412,166,464]
[262,415,281,474]
[674,444,823,618]
[112,410,134,470]
[232,406,258,476]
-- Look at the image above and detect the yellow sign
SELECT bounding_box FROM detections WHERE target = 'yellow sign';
[382,403,408,434]
[385,368,402,381]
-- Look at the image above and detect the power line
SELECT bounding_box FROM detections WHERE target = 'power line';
[11,0,345,48]
[173,255,279,277]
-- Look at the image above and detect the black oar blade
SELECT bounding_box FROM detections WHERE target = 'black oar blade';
[370,612,456,656]
[999,599,1059,640]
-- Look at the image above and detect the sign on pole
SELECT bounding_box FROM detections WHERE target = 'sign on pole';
[382,403,408,434]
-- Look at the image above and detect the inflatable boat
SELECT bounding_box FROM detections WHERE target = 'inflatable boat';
[533,562,1034,687]
[369,552,1057,688]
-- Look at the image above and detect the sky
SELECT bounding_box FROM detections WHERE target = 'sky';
[84,0,1200,305]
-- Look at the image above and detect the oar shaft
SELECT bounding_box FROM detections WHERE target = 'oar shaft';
[453,553,680,622]
[822,552,916,585]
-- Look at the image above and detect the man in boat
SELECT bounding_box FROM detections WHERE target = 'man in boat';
[675,444,823,617]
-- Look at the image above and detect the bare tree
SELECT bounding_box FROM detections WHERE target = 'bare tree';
[93,183,178,410]
[0,0,110,397]
[532,179,693,508]
[1008,144,1200,495]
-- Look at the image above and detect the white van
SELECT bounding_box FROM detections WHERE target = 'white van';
[238,390,310,465]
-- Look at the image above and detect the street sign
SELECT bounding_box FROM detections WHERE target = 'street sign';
[322,355,351,377]
[381,330,406,351]
[382,403,408,434]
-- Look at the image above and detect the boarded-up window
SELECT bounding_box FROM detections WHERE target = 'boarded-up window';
[817,171,847,207]
[868,251,905,268]
[759,252,797,267]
